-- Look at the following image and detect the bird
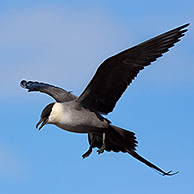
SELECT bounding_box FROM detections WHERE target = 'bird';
[20,23,189,176]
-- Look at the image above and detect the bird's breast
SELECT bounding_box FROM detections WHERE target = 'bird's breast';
[53,103,108,133]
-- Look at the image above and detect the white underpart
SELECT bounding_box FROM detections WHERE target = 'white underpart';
[47,102,108,133]
[48,103,72,124]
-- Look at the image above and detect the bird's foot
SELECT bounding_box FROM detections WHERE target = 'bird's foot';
[162,170,179,176]
[82,147,92,159]
[97,144,106,154]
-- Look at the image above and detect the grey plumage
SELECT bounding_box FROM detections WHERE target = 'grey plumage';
[21,23,189,176]
[20,80,77,102]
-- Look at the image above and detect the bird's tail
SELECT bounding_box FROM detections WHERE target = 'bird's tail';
[105,125,138,153]
[90,125,178,176]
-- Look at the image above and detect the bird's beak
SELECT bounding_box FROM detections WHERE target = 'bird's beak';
[36,118,48,130]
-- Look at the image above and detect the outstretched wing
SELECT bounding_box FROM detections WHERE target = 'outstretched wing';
[77,23,189,114]
[20,80,77,102]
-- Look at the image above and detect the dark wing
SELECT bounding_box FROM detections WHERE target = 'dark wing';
[20,80,77,102]
[77,23,189,114]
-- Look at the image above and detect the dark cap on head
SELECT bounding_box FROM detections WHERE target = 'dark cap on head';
[36,103,55,130]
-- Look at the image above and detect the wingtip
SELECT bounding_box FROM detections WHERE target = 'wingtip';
[20,80,27,88]
[175,23,190,37]
[179,23,190,31]
[170,23,190,34]
[184,23,190,27]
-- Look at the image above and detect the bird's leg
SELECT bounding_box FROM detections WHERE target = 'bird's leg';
[82,146,93,159]
[97,133,106,154]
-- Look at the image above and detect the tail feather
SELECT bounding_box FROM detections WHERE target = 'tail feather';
[88,125,178,176]
[108,125,137,151]
[88,125,137,153]
[126,149,178,176]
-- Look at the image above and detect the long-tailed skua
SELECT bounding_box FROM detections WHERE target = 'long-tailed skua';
[20,23,189,176]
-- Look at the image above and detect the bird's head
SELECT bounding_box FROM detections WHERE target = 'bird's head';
[36,102,55,130]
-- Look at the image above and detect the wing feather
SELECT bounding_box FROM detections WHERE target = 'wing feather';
[77,24,189,114]
[20,80,77,102]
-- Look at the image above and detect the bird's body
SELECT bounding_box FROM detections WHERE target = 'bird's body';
[49,102,108,133]
[21,23,189,176]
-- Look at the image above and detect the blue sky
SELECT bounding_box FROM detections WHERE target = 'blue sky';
[0,1,193,194]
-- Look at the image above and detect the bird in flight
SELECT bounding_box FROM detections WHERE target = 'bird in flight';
[21,23,189,176]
